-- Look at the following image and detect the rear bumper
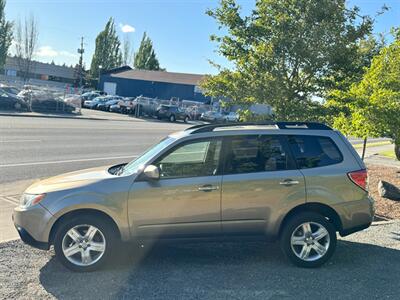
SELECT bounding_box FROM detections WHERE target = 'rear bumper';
[339,222,371,237]
[334,195,375,237]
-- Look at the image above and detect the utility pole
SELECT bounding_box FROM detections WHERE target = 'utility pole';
[77,36,85,89]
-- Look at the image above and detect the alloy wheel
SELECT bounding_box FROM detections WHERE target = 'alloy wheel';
[290,222,330,262]
[61,224,106,267]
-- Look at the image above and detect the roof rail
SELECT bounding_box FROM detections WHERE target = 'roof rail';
[186,121,332,134]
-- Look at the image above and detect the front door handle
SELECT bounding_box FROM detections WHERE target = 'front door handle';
[279,179,300,186]
[198,184,219,192]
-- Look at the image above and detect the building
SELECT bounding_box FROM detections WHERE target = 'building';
[1,56,76,87]
[99,67,211,103]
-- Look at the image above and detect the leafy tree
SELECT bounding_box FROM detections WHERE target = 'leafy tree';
[134,32,162,70]
[0,0,12,70]
[90,18,122,78]
[327,34,400,160]
[201,0,376,121]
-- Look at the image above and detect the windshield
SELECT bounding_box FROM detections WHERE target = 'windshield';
[120,136,176,176]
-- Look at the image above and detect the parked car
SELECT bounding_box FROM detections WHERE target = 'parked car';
[0,84,21,96]
[84,96,112,109]
[97,98,123,111]
[223,112,240,122]
[156,104,190,122]
[186,106,208,120]
[109,98,135,113]
[14,121,374,271]
[200,110,225,123]
[0,90,28,110]
[80,92,100,106]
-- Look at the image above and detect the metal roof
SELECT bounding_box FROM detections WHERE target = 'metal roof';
[5,56,75,79]
[109,69,205,86]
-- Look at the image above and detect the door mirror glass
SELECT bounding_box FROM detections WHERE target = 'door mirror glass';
[143,165,160,180]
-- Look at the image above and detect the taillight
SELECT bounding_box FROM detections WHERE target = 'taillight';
[347,169,368,191]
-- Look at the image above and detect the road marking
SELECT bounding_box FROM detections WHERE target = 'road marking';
[0,196,19,205]
[0,139,42,143]
[0,155,138,168]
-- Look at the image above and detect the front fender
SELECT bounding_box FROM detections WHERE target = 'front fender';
[42,191,130,242]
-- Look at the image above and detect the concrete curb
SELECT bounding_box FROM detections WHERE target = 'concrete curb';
[0,112,105,121]
[0,112,144,122]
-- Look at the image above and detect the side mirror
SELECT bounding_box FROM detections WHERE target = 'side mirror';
[143,165,160,180]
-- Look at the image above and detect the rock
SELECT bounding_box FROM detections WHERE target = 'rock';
[378,180,400,201]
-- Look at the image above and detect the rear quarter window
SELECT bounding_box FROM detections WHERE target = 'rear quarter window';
[287,135,343,169]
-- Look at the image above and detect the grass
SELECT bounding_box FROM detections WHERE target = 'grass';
[379,149,396,159]
[352,140,391,149]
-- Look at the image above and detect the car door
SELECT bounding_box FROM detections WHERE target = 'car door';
[221,134,306,235]
[128,137,223,238]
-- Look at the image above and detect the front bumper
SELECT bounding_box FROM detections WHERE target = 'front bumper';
[15,226,49,250]
[13,203,54,248]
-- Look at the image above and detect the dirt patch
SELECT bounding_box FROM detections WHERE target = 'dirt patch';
[367,164,400,219]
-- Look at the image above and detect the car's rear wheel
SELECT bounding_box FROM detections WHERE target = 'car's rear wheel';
[54,215,117,272]
[184,116,190,123]
[169,114,176,122]
[280,212,336,268]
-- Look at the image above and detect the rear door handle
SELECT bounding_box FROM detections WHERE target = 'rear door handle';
[198,185,219,192]
[279,179,300,186]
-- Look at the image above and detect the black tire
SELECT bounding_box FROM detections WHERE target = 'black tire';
[169,114,176,122]
[54,214,118,272]
[280,212,336,268]
[184,116,190,123]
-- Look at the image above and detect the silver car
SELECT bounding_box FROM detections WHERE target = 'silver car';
[13,122,374,271]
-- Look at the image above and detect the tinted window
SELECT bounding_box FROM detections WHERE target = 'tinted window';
[155,139,222,179]
[226,135,290,174]
[287,135,342,169]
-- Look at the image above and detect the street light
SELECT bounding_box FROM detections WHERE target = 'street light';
[98,65,103,90]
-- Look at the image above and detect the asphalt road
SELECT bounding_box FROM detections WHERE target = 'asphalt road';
[0,116,189,184]
[0,221,399,299]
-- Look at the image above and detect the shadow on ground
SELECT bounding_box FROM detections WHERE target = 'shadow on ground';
[39,240,399,299]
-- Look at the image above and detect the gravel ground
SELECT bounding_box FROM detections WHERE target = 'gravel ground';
[0,221,399,300]
[367,164,400,219]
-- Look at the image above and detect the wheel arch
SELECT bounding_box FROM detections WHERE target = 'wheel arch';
[48,208,121,245]
[278,202,343,237]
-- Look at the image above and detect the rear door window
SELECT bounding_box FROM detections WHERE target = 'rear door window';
[287,135,343,169]
[225,135,292,174]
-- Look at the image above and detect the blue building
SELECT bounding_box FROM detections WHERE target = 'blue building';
[99,67,211,103]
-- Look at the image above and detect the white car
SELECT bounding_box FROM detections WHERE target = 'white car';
[223,112,240,122]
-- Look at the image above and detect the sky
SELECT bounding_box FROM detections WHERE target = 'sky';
[4,0,400,75]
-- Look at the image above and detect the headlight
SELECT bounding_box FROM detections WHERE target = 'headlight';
[20,193,46,209]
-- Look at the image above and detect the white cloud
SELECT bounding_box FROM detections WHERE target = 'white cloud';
[119,23,135,33]
[36,46,58,57]
[35,46,77,59]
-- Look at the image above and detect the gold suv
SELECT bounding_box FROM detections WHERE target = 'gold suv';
[13,122,374,271]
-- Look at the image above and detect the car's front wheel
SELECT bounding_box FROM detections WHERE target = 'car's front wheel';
[54,215,117,272]
[280,212,336,268]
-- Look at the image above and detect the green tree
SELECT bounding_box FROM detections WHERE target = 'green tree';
[0,0,13,70]
[201,0,375,121]
[133,32,162,70]
[90,18,122,78]
[328,34,400,160]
